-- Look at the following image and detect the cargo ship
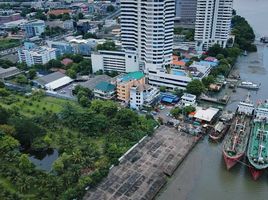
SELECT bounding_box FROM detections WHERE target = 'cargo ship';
[247,101,268,180]
[222,93,254,170]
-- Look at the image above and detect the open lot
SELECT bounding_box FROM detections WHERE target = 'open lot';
[84,126,199,200]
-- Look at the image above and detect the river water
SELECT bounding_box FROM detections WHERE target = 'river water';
[157,1,268,200]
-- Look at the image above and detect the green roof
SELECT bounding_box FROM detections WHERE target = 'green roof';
[120,71,145,82]
[94,81,115,92]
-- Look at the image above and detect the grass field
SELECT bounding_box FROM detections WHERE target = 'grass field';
[0,39,21,51]
[0,93,79,117]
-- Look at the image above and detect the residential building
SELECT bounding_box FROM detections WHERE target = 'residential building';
[91,50,139,73]
[181,93,196,106]
[47,37,97,56]
[120,0,175,70]
[23,20,46,38]
[116,71,145,102]
[175,0,197,24]
[130,84,160,110]
[18,45,56,66]
[93,81,116,100]
[35,72,73,91]
[195,0,233,50]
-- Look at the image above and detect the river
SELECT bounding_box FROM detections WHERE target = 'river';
[157,1,268,200]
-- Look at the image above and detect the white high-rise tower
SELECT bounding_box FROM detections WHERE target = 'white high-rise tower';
[195,0,233,50]
[120,0,175,70]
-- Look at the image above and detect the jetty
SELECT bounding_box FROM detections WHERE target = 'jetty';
[83,126,200,200]
[200,94,230,105]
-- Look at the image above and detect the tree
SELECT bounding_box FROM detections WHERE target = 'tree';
[97,41,116,51]
[0,135,19,154]
[19,154,33,170]
[16,74,28,85]
[170,107,181,118]
[45,59,63,70]
[202,75,216,88]
[183,106,196,115]
[78,12,84,19]
[173,87,184,97]
[35,10,47,21]
[0,124,16,136]
[61,13,71,21]
[66,69,77,79]
[186,79,205,96]
[216,54,225,60]
[28,68,36,80]
[83,32,98,39]
[78,95,90,107]
[106,5,115,12]
[159,86,166,92]
[0,81,4,88]
[0,106,10,124]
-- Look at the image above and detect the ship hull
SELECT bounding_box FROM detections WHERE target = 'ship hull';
[248,166,263,180]
[223,151,244,170]
[209,125,230,141]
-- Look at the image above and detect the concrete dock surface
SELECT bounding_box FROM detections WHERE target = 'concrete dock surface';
[83,125,199,200]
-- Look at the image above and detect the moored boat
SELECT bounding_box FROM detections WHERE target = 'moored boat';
[247,101,268,180]
[209,121,231,141]
[222,93,254,170]
[238,81,260,90]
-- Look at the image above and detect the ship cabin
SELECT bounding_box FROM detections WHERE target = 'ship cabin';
[237,101,255,116]
[255,101,268,120]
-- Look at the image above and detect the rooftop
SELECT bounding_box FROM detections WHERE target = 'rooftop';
[80,75,112,90]
[36,72,66,86]
[194,107,219,122]
[47,9,71,16]
[118,71,145,83]
[94,81,115,92]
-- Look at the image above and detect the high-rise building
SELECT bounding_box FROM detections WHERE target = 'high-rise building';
[195,0,233,50]
[120,0,175,70]
[175,0,197,24]
[23,20,46,38]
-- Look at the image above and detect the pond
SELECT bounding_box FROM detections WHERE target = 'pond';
[25,148,59,172]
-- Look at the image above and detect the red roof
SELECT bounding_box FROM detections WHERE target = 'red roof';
[48,9,71,16]
[61,58,73,66]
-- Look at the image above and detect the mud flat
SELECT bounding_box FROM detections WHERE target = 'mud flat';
[83,126,200,200]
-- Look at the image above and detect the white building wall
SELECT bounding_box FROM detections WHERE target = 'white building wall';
[121,0,175,70]
[195,0,233,50]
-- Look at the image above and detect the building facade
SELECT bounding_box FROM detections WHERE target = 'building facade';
[116,71,145,102]
[23,20,46,38]
[91,50,139,73]
[195,0,233,50]
[18,46,57,67]
[175,0,197,24]
[120,0,175,70]
[130,84,160,110]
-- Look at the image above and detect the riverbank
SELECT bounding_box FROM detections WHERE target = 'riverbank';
[157,43,268,200]
[83,126,200,200]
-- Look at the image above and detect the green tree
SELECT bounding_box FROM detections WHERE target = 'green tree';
[28,68,36,80]
[202,75,216,88]
[170,107,181,118]
[97,41,116,51]
[173,87,184,97]
[78,95,90,107]
[19,154,33,170]
[16,74,28,85]
[159,86,166,92]
[183,106,196,115]
[107,5,115,12]
[186,79,205,96]
[67,69,77,79]
[0,106,10,124]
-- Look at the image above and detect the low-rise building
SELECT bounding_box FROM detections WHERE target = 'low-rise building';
[93,81,116,100]
[0,67,21,79]
[92,50,139,73]
[79,75,113,90]
[47,37,98,56]
[116,71,145,102]
[148,68,192,90]
[18,45,57,67]
[130,84,159,110]
[181,93,196,106]
[35,72,73,91]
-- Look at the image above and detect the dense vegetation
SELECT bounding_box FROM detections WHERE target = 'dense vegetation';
[174,27,195,41]
[231,15,257,52]
[0,39,20,51]
[0,87,156,200]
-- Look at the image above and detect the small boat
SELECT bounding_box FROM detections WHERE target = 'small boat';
[238,81,260,90]
[209,121,231,141]
[243,50,248,56]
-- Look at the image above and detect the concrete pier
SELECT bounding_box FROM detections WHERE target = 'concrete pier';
[83,126,200,200]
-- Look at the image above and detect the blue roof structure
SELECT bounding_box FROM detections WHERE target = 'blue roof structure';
[161,93,180,104]
[162,97,174,103]
[199,60,218,67]
[94,81,115,92]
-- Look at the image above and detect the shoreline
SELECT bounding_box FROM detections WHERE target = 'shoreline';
[83,126,201,200]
